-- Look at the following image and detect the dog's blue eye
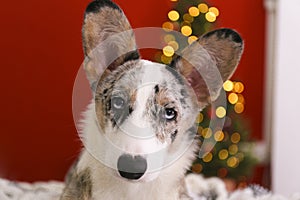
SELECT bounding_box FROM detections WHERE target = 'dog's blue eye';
[164,108,177,120]
[111,97,125,109]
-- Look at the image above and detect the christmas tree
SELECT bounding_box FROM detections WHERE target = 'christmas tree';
[193,80,258,187]
[157,0,258,187]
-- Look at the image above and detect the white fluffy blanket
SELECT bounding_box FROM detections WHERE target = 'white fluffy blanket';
[0,175,299,200]
[184,174,300,200]
[0,179,64,200]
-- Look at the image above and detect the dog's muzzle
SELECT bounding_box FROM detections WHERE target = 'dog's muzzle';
[117,154,147,180]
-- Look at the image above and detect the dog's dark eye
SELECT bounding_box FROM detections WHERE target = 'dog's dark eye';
[164,108,177,121]
[111,97,125,110]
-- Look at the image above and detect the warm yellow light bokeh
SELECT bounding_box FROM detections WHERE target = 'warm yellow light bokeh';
[163,45,175,57]
[234,82,245,93]
[223,80,234,91]
[234,103,245,113]
[219,149,229,160]
[164,34,175,43]
[183,13,194,23]
[196,113,204,123]
[203,152,213,162]
[229,144,239,155]
[209,7,219,17]
[216,106,226,118]
[214,131,225,142]
[168,10,180,21]
[192,163,203,173]
[198,3,208,13]
[189,6,200,17]
[231,132,241,143]
[205,12,216,22]
[188,36,198,44]
[168,41,179,51]
[237,94,245,103]
[161,54,172,64]
[162,22,174,31]
[228,93,239,104]
[181,25,192,36]
[202,128,212,138]
[227,156,239,168]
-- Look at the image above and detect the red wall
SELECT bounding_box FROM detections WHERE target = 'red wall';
[0,0,265,182]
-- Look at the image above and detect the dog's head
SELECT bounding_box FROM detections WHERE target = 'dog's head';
[81,0,243,182]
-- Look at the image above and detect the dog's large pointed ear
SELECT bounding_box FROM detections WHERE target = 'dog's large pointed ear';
[170,28,244,109]
[82,0,139,88]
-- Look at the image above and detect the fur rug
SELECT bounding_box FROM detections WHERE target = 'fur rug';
[184,174,300,200]
[0,175,299,200]
[0,178,63,200]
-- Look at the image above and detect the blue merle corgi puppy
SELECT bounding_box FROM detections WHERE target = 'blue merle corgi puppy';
[60,0,243,199]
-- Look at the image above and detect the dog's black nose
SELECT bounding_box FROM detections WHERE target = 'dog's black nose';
[117,154,147,180]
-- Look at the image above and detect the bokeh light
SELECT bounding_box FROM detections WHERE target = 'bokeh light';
[181,25,192,36]
[205,12,216,22]
[162,22,174,31]
[209,7,219,17]
[219,149,229,160]
[214,130,225,141]
[231,132,241,143]
[198,3,208,13]
[161,54,172,64]
[188,35,198,44]
[192,163,203,173]
[197,127,203,138]
[228,92,239,104]
[196,113,204,123]
[216,106,226,118]
[229,144,238,155]
[234,102,245,113]
[202,128,212,138]
[168,10,180,21]
[183,13,194,23]
[203,152,213,162]
[164,34,175,43]
[168,41,179,51]
[223,80,234,91]
[227,156,239,168]
[234,82,245,93]
[189,6,200,17]
[237,94,245,103]
[163,45,175,57]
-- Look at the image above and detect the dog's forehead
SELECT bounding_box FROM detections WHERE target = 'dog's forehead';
[115,59,178,88]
